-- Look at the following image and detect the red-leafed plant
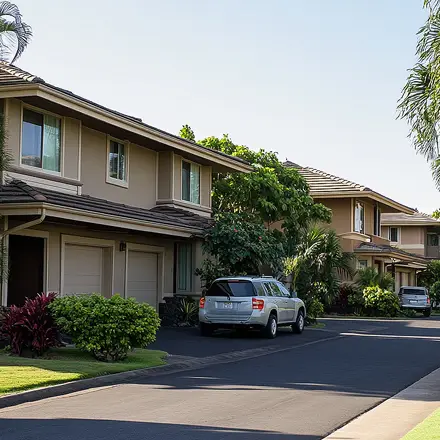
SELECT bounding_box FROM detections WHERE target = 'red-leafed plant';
[0,293,59,356]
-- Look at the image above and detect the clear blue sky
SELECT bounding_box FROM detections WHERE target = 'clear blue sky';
[15,0,437,212]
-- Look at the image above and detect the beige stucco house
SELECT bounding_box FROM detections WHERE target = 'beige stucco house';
[382,212,440,259]
[0,63,250,308]
[284,161,428,291]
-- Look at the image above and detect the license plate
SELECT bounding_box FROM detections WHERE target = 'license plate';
[409,300,417,304]
[223,302,233,309]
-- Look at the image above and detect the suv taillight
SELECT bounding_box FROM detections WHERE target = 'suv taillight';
[252,297,265,310]
[427,297,431,305]
[199,297,206,309]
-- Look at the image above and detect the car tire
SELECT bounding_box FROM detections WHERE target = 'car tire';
[263,313,277,339]
[200,322,214,337]
[292,310,305,334]
[423,308,432,318]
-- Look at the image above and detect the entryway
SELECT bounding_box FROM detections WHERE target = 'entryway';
[8,235,45,306]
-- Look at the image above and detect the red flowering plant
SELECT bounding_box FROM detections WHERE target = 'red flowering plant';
[0,292,60,356]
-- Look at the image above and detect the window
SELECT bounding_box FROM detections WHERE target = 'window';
[354,201,364,234]
[21,108,61,172]
[182,160,200,204]
[107,139,127,184]
[268,282,283,297]
[206,280,255,297]
[373,205,381,236]
[389,227,399,243]
[428,234,439,247]
[358,260,368,270]
[277,282,292,298]
[176,243,192,292]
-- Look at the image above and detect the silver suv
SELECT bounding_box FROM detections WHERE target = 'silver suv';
[398,286,431,317]
[198,276,306,338]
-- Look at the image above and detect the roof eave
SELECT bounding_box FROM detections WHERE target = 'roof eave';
[0,84,252,174]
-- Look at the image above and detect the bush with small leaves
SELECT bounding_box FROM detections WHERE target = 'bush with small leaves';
[49,294,161,362]
[363,286,400,317]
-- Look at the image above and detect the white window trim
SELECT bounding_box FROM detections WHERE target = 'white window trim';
[106,135,129,188]
[373,205,381,237]
[60,234,115,297]
[181,158,201,206]
[354,201,365,234]
[19,102,65,177]
[123,242,165,310]
[389,226,401,243]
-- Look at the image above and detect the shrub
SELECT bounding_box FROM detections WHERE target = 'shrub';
[160,296,199,327]
[347,290,365,315]
[0,293,59,356]
[356,267,394,291]
[429,281,440,308]
[304,297,324,324]
[363,286,400,317]
[49,294,161,362]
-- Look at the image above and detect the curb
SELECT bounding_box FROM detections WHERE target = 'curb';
[323,365,440,440]
[0,333,341,410]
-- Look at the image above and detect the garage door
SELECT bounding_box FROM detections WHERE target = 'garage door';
[127,251,157,307]
[64,244,103,294]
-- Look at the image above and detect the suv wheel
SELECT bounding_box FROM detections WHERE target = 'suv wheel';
[263,313,277,339]
[292,310,305,334]
[423,308,432,318]
[200,322,214,337]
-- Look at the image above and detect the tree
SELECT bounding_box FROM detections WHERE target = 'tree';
[398,0,440,188]
[355,267,395,292]
[418,259,440,287]
[433,209,440,219]
[0,2,32,63]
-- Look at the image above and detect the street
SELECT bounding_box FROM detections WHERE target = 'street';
[1,317,440,439]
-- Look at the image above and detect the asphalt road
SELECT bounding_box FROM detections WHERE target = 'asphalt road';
[2,317,440,439]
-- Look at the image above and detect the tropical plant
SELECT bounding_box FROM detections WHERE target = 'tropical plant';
[50,294,161,362]
[0,292,59,356]
[418,260,440,287]
[303,297,324,324]
[356,267,395,292]
[0,2,32,63]
[177,297,199,326]
[363,286,400,317]
[398,0,440,188]
[286,225,355,307]
[429,280,440,307]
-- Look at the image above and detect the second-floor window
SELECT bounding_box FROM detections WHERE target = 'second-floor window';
[354,201,365,234]
[373,205,381,236]
[107,139,127,186]
[389,227,400,243]
[182,160,200,204]
[21,108,61,173]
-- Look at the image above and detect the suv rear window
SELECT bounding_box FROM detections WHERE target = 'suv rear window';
[400,288,426,295]
[206,280,256,297]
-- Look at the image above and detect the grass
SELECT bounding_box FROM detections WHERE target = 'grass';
[402,408,440,440]
[0,347,167,396]
[307,322,326,329]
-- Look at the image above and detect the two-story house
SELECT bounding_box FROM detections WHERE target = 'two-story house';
[0,63,251,307]
[284,161,428,291]
[382,212,440,259]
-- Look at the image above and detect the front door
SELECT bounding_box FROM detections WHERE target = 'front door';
[8,235,44,306]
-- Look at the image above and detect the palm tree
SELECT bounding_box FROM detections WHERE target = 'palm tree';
[355,267,395,292]
[398,0,440,188]
[0,2,32,63]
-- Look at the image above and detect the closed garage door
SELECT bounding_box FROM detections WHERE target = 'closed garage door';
[127,251,157,307]
[64,244,103,294]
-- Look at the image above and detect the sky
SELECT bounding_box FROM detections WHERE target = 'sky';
[13,0,438,213]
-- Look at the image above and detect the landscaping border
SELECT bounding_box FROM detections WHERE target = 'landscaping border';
[0,333,341,410]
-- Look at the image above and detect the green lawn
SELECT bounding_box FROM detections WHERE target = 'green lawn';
[403,408,440,440]
[0,347,167,396]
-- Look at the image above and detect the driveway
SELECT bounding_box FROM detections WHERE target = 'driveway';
[1,317,440,439]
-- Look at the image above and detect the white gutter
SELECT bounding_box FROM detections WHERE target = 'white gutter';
[1,209,46,238]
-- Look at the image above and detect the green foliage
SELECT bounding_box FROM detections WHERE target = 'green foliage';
[429,280,440,307]
[433,209,440,219]
[179,124,195,142]
[418,260,440,287]
[347,289,365,314]
[402,309,417,318]
[49,294,161,362]
[356,267,395,291]
[303,297,324,324]
[177,298,199,326]
[363,286,401,317]
[398,1,440,188]
[287,225,355,306]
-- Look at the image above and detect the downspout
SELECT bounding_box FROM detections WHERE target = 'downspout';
[1,209,46,238]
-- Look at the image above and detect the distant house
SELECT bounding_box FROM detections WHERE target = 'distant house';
[0,63,251,307]
[284,161,428,291]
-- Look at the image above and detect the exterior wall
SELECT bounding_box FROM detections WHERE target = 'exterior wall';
[363,201,375,236]
[157,151,173,200]
[3,220,204,305]
[382,225,426,256]
[314,197,352,234]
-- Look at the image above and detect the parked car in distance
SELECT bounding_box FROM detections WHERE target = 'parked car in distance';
[198,276,306,338]
[398,286,431,317]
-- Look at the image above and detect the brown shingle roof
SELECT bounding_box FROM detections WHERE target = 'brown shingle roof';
[354,242,428,262]
[381,212,440,226]
[0,180,211,232]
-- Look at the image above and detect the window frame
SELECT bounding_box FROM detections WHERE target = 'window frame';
[427,233,439,247]
[354,201,365,234]
[175,242,193,293]
[181,159,201,205]
[20,103,64,176]
[373,205,381,237]
[357,259,368,270]
[106,135,129,188]
[389,227,400,243]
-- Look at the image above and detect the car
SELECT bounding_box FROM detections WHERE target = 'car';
[398,286,432,317]
[198,276,306,338]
